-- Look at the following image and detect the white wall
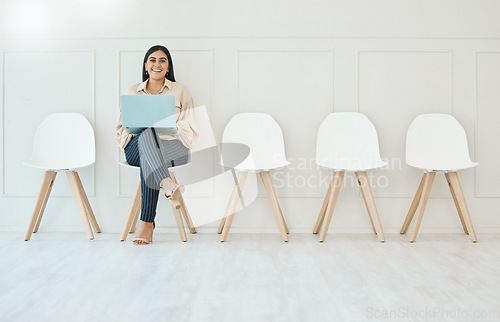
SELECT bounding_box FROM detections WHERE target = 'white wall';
[1,0,500,234]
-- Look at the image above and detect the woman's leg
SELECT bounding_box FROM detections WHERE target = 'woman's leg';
[138,163,159,223]
[125,131,189,223]
[124,136,156,244]
[138,128,189,196]
[137,128,172,188]
[125,135,159,223]
[156,137,190,199]
[124,129,190,244]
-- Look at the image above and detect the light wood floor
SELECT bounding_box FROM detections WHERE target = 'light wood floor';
[1,232,499,322]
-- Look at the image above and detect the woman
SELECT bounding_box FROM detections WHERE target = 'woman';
[116,45,199,245]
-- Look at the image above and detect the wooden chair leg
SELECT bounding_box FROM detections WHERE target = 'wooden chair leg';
[178,195,196,234]
[278,205,289,234]
[25,171,57,241]
[170,172,196,234]
[259,171,289,242]
[319,171,345,242]
[447,172,477,242]
[129,196,141,233]
[259,171,288,234]
[74,172,100,233]
[355,172,376,234]
[313,175,334,234]
[171,201,187,242]
[129,180,142,233]
[356,171,385,242]
[217,215,226,234]
[218,170,236,233]
[444,172,469,235]
[121,179,142,241]
[33,171,57,233]
[409,171,436,242]
[66,171,94,240]
[401,173,427,234]
[220,171,248,242]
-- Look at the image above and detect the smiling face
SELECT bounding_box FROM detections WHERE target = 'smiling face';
[144,50,169,81]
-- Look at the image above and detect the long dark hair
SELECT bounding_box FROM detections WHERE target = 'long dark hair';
[142,45,176,82]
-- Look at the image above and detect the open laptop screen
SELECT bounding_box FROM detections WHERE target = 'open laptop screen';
[120,95,177,134]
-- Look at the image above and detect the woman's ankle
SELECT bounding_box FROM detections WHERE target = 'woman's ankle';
[139,220,154,227]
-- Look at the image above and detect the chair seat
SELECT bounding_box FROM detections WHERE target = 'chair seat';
[119,160,190,170]
[23,160,93,171]
[407,161,478,172]
[316,159,388,172]
[119,161,138,169]
[233,160,290,171]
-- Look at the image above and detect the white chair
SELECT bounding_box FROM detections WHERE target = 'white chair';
[120,105,214,242]
[313,112,387,242]
[24,113,100,241]
[218,113,290,242]
[401,114,478,242]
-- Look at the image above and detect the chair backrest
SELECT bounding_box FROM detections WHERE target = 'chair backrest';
[406,114,477,170]
[316,112,386,171]
[27,113,95,170]
[222,113,289,170]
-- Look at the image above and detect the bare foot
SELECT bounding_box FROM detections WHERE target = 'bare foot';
[133,221,155,245]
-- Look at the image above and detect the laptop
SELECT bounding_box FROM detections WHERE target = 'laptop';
[120,95,177,134]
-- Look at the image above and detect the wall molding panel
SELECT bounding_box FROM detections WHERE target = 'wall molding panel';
[1,51,4,196]
[474,51,500,198]
[357,50,453,198]
[1,50,96,197]
[237,49,335,198]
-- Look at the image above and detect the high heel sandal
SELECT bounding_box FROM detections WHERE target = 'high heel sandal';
[161,180,185,209]
[164,183,184,199]
[132,221,155,245]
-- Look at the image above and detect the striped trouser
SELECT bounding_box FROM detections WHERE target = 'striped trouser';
[124,128,189,223]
